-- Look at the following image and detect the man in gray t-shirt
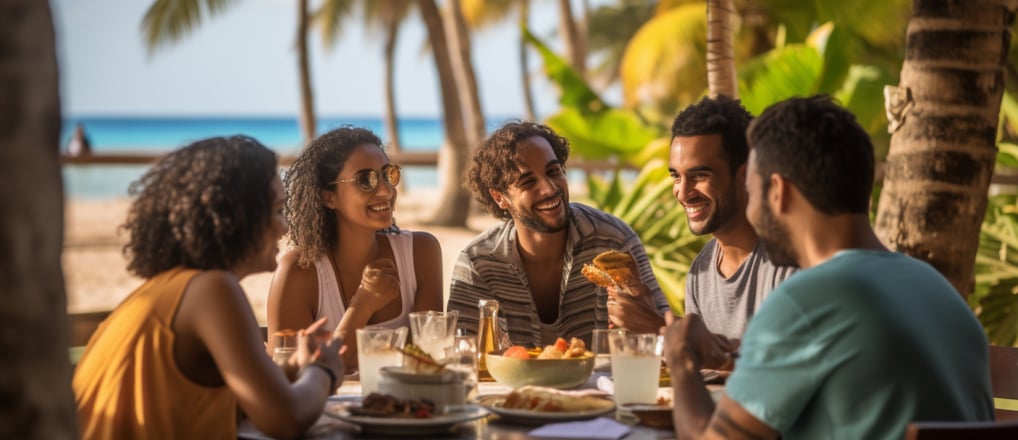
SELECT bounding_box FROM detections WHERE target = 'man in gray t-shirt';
[669,96,796,340]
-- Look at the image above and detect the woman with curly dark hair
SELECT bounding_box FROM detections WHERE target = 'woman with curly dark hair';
[73,136,344,439]
[267,127,443,372]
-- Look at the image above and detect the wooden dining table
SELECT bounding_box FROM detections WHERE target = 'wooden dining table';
[238,371,687,440]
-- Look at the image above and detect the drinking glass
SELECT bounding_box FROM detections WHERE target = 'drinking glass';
[591,328,622,372]
[271,330,297,367]
[409,310,459,360]
[444,335,478,401]
[356,326,407,396]
[609,331,663,405]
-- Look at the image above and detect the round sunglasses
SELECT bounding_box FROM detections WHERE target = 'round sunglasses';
[330,164,402,193]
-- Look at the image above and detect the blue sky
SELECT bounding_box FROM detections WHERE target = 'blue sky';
[51,0,606,118]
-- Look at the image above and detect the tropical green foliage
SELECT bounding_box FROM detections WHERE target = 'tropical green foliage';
[973,194,1018,346]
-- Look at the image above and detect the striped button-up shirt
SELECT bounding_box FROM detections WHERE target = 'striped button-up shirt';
[447,203,670,348]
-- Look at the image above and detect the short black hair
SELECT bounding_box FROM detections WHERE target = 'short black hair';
[747,95,874,215]
[122,136,278,278]
[671,95,753,173]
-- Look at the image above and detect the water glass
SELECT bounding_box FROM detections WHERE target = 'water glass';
[271,330,297,367]
[443,335,478,401]
[591,328,622,372]
[609,331,663,405]
[409,310,459,360]
[356,326,407,396]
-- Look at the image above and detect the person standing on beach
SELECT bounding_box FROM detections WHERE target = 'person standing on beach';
[267,127,443,372]
[447,121,673,347]
[73,136,343,439]
[669,96,796,341]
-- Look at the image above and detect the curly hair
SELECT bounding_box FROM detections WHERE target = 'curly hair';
[671,94,753,173]
[465,121,570,220]
[747,95,874,215]
[284,126,386,268]
[121,136,278,278]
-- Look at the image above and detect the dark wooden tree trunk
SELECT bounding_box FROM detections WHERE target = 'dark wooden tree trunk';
[296,0,317,147]
[419,0,472,227]
[0,0,77,438]
[557,0,586,79]
[875,0,1018,298]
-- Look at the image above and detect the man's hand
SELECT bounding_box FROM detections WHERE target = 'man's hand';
[607,281,666,333]
[662,314,737,372]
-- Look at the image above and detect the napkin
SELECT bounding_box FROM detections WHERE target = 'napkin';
[529,417,632,439]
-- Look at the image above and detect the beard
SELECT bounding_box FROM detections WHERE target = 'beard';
[756,201,798,266]
[688,183,740,236]
[510,193,568,234]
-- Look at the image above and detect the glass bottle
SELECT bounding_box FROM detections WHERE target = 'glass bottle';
[271,329,297,367]
[476,299,507,381]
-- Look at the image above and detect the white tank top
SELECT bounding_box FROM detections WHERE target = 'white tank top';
[313,231,417,333]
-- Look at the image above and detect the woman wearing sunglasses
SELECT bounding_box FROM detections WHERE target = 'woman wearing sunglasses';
[267,127,444,372]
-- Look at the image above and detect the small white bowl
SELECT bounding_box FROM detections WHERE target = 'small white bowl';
[377,366,467,413]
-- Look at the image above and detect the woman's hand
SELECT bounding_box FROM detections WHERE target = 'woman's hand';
[290,317,344,389]
[349,258,400,313]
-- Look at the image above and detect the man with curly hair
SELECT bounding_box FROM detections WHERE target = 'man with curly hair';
[669,95,796,341]
[448,121,673,348]
[73,136,344,439]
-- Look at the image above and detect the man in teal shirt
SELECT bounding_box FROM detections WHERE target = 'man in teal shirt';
[662,95,994,439]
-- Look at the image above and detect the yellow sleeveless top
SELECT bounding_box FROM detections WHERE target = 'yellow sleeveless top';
[73,267,237,439]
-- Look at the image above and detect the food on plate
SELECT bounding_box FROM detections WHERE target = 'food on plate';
[398,343,446,374]
[501,386,614,412]
[503,346,530,360]
[581,250,638,295]
[348,393,437,418]
[536,338,588,359]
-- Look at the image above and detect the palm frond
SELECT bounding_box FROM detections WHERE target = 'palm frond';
[313,0,356,49]
[142,0,239,52]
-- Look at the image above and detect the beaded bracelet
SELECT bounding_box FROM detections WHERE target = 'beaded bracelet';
[305,361,337,392]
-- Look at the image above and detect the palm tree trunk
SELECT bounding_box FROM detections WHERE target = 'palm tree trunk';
[706,0,738,98]
[874,0,1017,298]
[443,0,486,149]
[0,1,77,437]
[557,0,586,79]
[519,0,537,121]
[297,0,317,147]
[383,14,402,152]
[419,0,472,227]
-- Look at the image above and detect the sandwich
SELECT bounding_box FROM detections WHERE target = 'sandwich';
[581,250,638,295]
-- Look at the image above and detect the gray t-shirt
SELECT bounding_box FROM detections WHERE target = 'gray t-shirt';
[685,239,797,340]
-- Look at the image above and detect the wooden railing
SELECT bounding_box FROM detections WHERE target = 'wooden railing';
[60,151,624,172]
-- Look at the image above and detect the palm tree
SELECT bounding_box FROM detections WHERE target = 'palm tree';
[418,0,472,226]
[558,0,586,79]
[317,0,405,151]
[706,0,737,98]
[142,0,321,146]
[874,0,1016,298]
[518,0,537,121]
[0,0,77,437]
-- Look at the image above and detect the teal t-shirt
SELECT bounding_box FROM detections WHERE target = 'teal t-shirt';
[726,250,993,440]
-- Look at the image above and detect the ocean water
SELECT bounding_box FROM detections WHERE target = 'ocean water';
[61,116,515,200]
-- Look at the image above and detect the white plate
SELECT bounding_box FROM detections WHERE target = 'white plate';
[477,394,616,425]
[324,400,488,436]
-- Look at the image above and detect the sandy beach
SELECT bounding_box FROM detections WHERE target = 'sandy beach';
[63,188,501,324]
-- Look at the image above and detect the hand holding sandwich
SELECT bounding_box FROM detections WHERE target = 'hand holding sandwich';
[583,250,671,332]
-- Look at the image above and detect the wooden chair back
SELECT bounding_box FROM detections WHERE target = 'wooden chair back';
[990,345,1018,421]
[68,310,112,347]
[905,421,1018,439]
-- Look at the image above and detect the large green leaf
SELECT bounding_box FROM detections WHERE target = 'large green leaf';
[545,107,663,164]
[974,194,1018,346]
[523,27,605,113]
[738,43,823,115]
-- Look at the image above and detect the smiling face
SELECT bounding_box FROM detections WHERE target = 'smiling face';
[324,143,397,231]
[668,134,745,236]
[745,150,798,266]
[492,136,570,234]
